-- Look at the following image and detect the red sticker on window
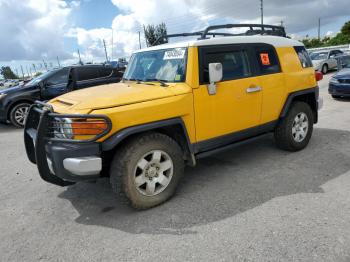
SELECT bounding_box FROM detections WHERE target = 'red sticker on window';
[260,53,270,66]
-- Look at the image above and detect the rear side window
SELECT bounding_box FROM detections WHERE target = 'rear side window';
[201,49,252,83]
[77,68,100,81]
[294,46,313,68]
[99,68,113,78]
[255,46,281,74]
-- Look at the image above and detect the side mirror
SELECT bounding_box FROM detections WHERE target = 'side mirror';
[39,81,45,89]
[207,63,223,95]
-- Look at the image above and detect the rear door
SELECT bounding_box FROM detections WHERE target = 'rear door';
[75,67,100,89]
[252,44,285,124]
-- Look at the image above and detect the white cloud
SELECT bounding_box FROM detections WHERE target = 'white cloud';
[0,0,76,61]
[2,0,350,64]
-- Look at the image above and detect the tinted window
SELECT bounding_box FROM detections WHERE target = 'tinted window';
[46,68,68,86]
[202,50,251,83]
[294,46,313,68]
[255,46,281,74]
[99,68,113,78]
[77,67,100,81]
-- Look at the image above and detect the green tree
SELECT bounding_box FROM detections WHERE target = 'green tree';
[301,20,350,48]
[0,66,19,79]
[144,22,168,47]
[341,21,350,36]
[34,72,42,77]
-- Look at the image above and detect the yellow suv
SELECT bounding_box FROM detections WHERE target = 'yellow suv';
[24,24,323,209]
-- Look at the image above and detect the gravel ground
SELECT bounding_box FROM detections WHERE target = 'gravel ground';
[1,73,350,262]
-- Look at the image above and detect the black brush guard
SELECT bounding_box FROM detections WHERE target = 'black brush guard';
[24,101,111,186]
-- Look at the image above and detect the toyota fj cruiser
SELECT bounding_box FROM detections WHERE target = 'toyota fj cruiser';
[24,24,323,209]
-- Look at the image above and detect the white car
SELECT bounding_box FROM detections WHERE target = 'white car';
[310,49,344,74]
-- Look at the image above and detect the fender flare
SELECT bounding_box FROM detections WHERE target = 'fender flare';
[101,118,195,155]
[279,87,318,119]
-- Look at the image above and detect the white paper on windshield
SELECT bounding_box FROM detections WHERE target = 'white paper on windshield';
[163,49,185,60]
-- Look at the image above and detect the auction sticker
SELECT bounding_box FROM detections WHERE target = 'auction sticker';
[164,48,186,60]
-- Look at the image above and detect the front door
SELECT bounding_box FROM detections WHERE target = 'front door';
[41,68,69,100]
[193,45,262,151]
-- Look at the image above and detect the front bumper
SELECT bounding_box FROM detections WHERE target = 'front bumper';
[329,83,350,97]
[24,102,111,186]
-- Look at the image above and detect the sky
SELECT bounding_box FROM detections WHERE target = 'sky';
[0,0,349,77]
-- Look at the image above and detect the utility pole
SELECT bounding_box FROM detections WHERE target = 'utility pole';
[20,65,24,80]
[260,0,264,25]
[318,18,321,40]
[57,56,61,68]
[78,49,82,65]
[103,39,109,62]
[111,29,114,61]
[138,31,142,49]
[42,59,48,70]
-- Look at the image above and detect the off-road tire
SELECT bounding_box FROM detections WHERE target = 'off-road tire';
[274,101,314,152]
[321,64,328,74]
[9,103,31,128]
[110,132,185,209]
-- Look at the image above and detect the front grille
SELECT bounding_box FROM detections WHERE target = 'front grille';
[338,79,350,84]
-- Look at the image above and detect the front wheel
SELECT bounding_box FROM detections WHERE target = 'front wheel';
[110,132,185,209]
[9,103,31,128]
[274,102,314,152]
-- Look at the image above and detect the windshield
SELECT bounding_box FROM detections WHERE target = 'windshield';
[341,57,350,68]
[124,48,187,83]
[25,69,58,86]
[310,52,328,60]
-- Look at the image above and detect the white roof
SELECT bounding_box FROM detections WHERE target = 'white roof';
[135,36,304,53]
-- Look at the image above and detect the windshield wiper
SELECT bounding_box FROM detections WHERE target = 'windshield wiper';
[144,79,169,87]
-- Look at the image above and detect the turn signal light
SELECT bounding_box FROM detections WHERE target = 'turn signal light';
[71,120,108,136]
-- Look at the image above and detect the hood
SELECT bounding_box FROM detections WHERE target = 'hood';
[334,68,350,79]
[50,82,191,110]
[0,84,33,95]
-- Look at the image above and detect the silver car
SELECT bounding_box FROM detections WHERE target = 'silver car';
[310,49,344,74]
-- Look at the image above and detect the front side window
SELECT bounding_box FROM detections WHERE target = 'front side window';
[255,46,281,74]
[201,49,252,83]
[294,46,313,68]
[310,52,328,60]
[124,48,187,82]
[46,68,69,86]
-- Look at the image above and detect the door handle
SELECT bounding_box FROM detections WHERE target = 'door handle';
[246,86,262,93]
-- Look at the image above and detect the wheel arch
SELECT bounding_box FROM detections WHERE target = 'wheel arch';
[6,99,34,120]
[280,88,318,124]
[102,118,196,166]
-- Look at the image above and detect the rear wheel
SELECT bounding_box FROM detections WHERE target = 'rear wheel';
[9,103,31,128]
[274,102,314,152]
[321,64,328,74]
[110,132,185,209]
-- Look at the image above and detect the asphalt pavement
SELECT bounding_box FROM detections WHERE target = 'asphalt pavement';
[1,73,350,262]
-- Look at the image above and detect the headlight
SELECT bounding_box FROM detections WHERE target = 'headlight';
[53,117,109,141]
[330,77,339,84]
[54,118,74,139]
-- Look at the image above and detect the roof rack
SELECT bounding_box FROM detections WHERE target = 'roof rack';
[165,24,286,42]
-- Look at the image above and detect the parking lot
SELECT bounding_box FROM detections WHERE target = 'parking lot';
[1,73,350,261]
